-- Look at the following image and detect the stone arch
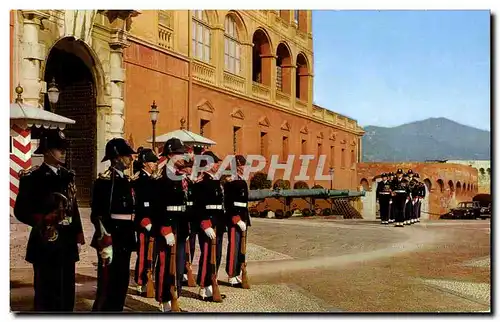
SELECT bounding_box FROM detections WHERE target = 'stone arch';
[467,183,471,192]
[448,180,454,192]
[437,179,444,193]
[252,28,273,86]
[487,168,491,176]
[201,10,219,26]
[276,42,293,95]
[43,36,104,206]
[479,168,485,175]
[225,10,249,43]
[296,52,310,101]
[42,36,106,108]
[424,178,432,192]
[360,178,370,191]
[456,181,461,194]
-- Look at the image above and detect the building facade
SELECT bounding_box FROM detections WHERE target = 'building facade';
[357,162,479,220]
[10,10,364,206]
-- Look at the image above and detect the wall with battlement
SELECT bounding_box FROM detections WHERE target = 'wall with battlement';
[357,162,479,220]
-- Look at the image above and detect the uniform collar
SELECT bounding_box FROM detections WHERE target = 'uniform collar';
[141,169,151,177]
[44,162,60,175]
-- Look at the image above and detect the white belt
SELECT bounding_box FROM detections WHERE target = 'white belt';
[233,202,247,207]
[111,214,134,221]
[206,205,223,210]
[186,201,194,206]
[166,205,186,212]
[379,192,391,195]
[394,190,406,193]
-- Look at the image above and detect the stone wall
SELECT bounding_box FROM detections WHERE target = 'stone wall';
[446,160,490,194]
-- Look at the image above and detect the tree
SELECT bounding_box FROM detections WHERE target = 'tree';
[250,172,272,190]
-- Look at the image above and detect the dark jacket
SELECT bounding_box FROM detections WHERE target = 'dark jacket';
[14,163,85,264]
[193,172,225,232]
[132,170,160,231]
[223,177,250,226]
[90,167,136,251]
[390,177,410,199]
[376,180,392,200]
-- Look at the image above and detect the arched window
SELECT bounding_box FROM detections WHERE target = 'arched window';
[276,43,292,94]
[424,178,432,192]
[487,168,491,176]
[296,53,309,101]
[192,10,211,63]
[360,178,369,191]
[448,180,454,192]
[437,179,444,193]
[479,168,485,175]
[252,29,272,85]
[456,181,461,194]
[224,15,241,75]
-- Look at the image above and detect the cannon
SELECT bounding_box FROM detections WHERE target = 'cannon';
[248,188,364,201]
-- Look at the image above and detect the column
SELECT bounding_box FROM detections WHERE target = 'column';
[108,30,128,140]
[20,11,47,107]
[212,24,224,87]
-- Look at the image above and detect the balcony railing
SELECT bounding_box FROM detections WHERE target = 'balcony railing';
[275,91,291,108]
[193,61,216,85]
[158,25,173,50]
[223,72,246,94]
[252,82,271,101]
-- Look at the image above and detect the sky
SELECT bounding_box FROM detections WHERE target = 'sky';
[311,10,491,131]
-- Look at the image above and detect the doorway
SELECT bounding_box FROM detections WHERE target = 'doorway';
[43,38,97,206]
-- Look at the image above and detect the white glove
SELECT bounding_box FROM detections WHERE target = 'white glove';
[204,227,216,240]
[100,245,113,265]
[236,220,247,232]
[165,233,175,246]
[186,236,190,241]
[77,243,82,254]
[389,200,393,204]
[145,223,152,232]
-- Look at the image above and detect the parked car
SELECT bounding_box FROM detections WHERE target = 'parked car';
[479,203,491,220]
[440,201,482,220]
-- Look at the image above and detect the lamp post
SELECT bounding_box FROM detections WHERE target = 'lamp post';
[47,77,60,112]
[149,100,159,152]
[329,167,334,190]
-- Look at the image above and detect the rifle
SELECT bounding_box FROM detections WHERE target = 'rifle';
[240,230,250,289]
[185,237,196,287]
[146,237,155,298]
[169,234,181,312]
[210,227,223,302]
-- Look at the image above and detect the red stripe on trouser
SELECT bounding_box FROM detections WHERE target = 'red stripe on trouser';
[228,227,235,277]
[200,241,209,287]
[158,250,166,302]
[137,233,145,285]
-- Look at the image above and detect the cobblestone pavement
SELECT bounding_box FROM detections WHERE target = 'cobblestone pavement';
[10,212,491,313]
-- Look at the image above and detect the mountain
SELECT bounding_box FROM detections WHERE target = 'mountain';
[362,117,491,162]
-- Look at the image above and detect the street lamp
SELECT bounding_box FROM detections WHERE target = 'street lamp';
[149,100,159,152]
[47,77,60,112]
[329,167,334,190]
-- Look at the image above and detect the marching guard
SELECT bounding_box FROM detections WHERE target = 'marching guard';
[388,172,395,223]
[403,173,413,225]
[390,169,410,227]
[376,173,392,225]
[14,130,85,311]
[154,138,189,312]
[91,138,137,312]
[193,151,225,301]
[415,173,425,222]
[223,155,251,287]
[132,147,160,296]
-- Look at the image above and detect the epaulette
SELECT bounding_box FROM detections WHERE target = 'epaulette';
[98,169,112,180]
[18,165,39,178]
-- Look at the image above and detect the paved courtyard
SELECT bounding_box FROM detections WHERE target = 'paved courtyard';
[10,210,491,313]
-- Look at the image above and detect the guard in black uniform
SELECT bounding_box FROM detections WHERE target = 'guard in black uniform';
[409,172,420,224]
[388,172,395,223]
[155,138,189,312]
[132,147,159,295]
[376,173,392,225]
[193,150,225,301]
[414,173,424,223]
[223,155,251,285]
[91,138,137,312]
[14,130,85,311]
[402,173,412,225]
[390,169,410,227]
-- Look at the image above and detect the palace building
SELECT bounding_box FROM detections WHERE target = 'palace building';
[10,10,364,206]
